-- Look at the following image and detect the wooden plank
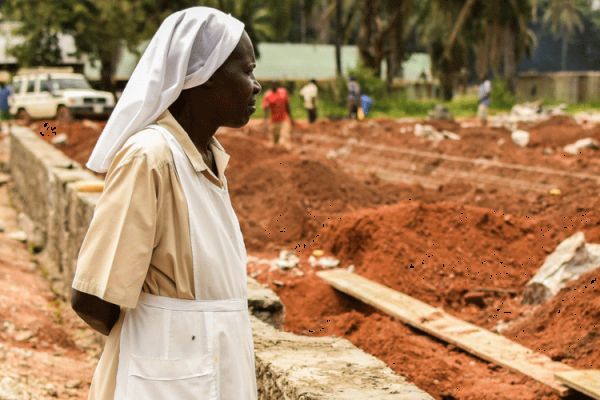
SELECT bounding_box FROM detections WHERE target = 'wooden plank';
[317,269,573,395]
[556,370,600,400]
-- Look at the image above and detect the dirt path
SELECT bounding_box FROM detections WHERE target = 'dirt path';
[0,132,99,399]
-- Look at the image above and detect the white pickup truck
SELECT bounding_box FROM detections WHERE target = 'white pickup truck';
[9,68,115,122]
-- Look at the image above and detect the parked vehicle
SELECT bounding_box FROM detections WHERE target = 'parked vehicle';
[9,67,115,123]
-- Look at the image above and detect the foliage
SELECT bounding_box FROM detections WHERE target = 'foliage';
[543,0,586,37]
[490,78,516,110]
[254,85,483,120]
[2,0,63,66]
[416,0,535,100]
[5,0,594,101]
[1,0,294,88]
[208,0,294,55]
[416,0,472,100]
[471,0,535,87]
[2,0,174,87]
[346,64,385,99]
[541,0,588,69]
[356,0,409,79]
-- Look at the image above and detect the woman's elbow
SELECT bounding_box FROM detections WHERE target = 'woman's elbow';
[70,288,85,312]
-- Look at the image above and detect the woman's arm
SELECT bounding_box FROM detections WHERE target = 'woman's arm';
[70,288,120,336]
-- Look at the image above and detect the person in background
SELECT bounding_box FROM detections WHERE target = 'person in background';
[299,79,318,123]
[262,82,293,149]
[0,82,12,135]
[359,93,373,119]
[478,78,492,126]
[347,75,360,119]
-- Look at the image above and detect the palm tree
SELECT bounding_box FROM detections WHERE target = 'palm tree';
[419,0,535,99]
[472,0,535,91]
[543,0,586,70]
[357,0,409,87]
[219,0,294,41]
[418,0,470,100]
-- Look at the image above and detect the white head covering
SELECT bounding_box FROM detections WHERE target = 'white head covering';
[86,7,244,173]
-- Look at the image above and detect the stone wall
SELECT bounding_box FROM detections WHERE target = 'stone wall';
[9,126,97,290]
[517,71,600,103]
[9,125,432,399]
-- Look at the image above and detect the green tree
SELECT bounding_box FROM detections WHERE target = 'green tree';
[357,0,409,84]
[418,0,534,99]
[3,0,293,88]
[2,0,63,66]
[2,0,191,88]
[213,0,294,50]
[543,0,587,70]
[471,1,535,91]
[417,0,471,100]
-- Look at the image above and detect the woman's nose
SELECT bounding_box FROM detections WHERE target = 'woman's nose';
[253,80,261,95]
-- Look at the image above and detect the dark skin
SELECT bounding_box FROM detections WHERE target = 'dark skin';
[71,31,261,336]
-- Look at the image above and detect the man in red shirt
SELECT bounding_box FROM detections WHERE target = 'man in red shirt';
[262,82,293,149]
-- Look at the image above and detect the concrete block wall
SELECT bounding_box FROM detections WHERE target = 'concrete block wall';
[9,126,99,286]
[516,74,555,102]
[517,71,600,103]
[9,125,432,399]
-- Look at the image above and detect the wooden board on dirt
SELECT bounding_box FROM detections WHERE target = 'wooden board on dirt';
[555,370,600,399]
[317,269,573,395]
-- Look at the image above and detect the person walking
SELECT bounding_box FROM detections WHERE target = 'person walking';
[359,93,373,120]
[478,78,492,126]
[299,79,318,123]
[0,82,12,134]
[71,7,261,399]
[262,82,293,149]
[347,75,360,119]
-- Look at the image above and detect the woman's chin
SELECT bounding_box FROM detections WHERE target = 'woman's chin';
[225,115,251,129]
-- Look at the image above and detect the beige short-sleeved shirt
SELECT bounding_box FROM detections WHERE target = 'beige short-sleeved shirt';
[72,110,231,399]
[299,82,317,109]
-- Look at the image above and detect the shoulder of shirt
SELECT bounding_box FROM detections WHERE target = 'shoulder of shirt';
[111,128,172,171]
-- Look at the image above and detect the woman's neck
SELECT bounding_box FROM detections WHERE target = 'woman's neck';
[168,100,217,155]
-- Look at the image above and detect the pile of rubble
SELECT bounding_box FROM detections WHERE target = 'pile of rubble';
[413,124,460,142]
[491,101,567,130]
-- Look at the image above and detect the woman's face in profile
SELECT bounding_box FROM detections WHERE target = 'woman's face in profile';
[195,31,261,128]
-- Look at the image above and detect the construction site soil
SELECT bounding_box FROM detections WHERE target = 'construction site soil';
[32,115,600,400]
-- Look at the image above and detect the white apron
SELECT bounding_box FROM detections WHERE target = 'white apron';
[113,125,257,399]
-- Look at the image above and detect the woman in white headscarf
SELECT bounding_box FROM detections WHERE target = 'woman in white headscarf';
[71,7,261,400]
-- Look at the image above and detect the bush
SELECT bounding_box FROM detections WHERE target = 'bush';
[491,78,515,110]
[346,64,386,99]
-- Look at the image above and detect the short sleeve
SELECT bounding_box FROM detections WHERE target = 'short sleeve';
[261,94,270,109]
[72,154,161,309]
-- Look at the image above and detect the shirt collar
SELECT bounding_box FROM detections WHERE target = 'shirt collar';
[156,109,230,176]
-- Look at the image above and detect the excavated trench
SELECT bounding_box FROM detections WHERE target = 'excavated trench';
[35,115,600,399]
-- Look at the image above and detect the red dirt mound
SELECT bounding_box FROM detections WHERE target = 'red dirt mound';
[425,119,461,133]
[311,201,561,327]
[259,266,556,400]
[251,199,567,399]
[524,115,587,148]
[219,134,404,251]
[505,270,600,369]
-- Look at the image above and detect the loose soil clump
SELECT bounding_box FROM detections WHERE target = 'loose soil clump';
[220,134,404,251]
[506,270,600,369]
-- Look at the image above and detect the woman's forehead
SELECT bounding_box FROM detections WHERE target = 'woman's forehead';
[230,33,255,63]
